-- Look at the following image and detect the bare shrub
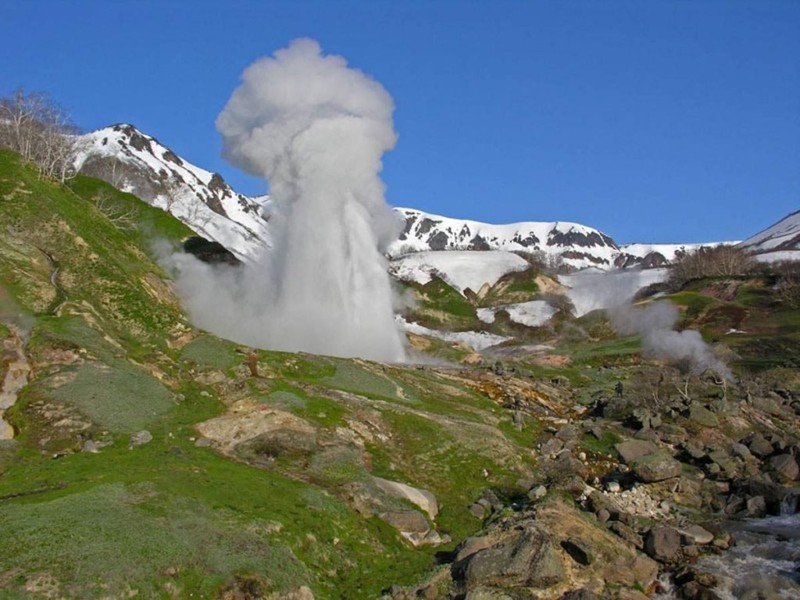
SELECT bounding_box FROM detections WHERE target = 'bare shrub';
[668,245,756,288]
[0,88,79,182]
[771,260,800,308]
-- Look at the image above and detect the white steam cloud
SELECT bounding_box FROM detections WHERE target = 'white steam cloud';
[169,39,406,361]
[609,301,733,381]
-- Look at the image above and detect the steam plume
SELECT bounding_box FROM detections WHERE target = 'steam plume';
[171,39,405,361]
[609,301,733,381]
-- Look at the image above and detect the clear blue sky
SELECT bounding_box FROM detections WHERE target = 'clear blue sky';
[2,1,798,244]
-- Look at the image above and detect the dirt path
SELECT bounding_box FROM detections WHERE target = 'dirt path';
[0,322,31,440]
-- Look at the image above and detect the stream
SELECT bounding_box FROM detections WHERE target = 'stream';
[695,509,800,599]
[0,322,31,440]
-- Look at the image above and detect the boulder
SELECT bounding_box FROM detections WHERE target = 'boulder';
[129,430,152,447]
[560,538,593,566]
[454,523,564,590]
[679,525,714,545]
[610,521,643,550]
[769,454,799,482]
[615,440,657,463]
[373,477,438,519]
[644,526,681,562]
[632,452,682,482]
[747,433,774,458]
[746,495,767,517]
[688,404,719,428]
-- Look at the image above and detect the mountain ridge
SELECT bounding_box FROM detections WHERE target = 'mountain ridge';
[73,123,791,269]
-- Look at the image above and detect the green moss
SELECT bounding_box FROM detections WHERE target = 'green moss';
[181,335,239,371]
[46,362,174,432]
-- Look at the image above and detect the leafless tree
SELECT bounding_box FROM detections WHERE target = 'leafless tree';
[92,190,137,230]
[668,244,756,287]
[0,88,79,183]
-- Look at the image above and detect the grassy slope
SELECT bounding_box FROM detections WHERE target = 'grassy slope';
[0,152,538,599]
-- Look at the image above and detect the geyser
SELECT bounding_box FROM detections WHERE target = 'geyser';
[171,39,406,361]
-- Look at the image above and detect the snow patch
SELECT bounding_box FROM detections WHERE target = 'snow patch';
[396,317,511,351]
[478,301,556,327]
[389,250,530,295]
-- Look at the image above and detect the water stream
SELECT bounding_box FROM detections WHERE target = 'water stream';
[696,510,800,599]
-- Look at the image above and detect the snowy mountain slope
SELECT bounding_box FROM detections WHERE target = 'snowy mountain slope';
[740,210,800,254]
[73,123,749,272]
[388,207,620,270]
[73,124,270,260]
[389,250,531,295]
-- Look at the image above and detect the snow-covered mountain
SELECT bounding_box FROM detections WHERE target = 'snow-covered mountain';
[388,207,719,270]
[739,210,800,262]
[73,123,750,271]
[73,124,270,260]
[389,207,620,269]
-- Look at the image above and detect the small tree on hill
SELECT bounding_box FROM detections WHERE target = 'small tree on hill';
[0,88,79,183]
[668,245,756,288]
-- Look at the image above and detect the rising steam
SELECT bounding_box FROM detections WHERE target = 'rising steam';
[169,39,406,361]
[609,301,733,381]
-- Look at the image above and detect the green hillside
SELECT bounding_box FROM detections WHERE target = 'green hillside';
[1,150,799,600]
[0,151,541,598]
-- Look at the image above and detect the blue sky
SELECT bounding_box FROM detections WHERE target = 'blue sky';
[2,0,798,244]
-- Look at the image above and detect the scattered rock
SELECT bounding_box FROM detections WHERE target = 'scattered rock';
[129,430,152,447]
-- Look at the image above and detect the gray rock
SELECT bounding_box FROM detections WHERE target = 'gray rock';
[465,588,513,600]
[747,433,774,458]
[129,430,153,447]
[644,526,681,562]
[469,503,487,519]
[560,538,593,566]
[611,521,643,549]
[688,404,719,428]
[528,485,547,501]
[541,437,564,456]
[633,428,660,443]
[731,443,752,460]
[679,525,714,545]
[746,495,767,517]
[555,424,579,441]
[561,590,599,600]
[379,510,429,535]
[194,437,212,448]
[769,454,799,482]
[615,440,657,463]
[632,452,682,482]
[657,423,688,445]
[456,523,564,589]
[683,442,707,461]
